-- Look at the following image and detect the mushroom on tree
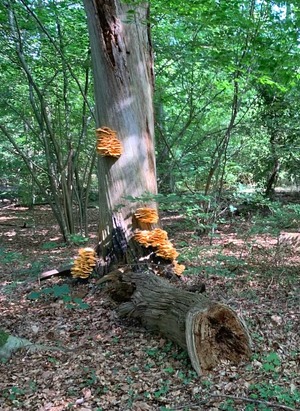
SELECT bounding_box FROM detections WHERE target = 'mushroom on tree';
[134,207,159,229]
[71,247,97,279]
[155,240,179,261]
[172,261,186,276]
[96,127,123,158]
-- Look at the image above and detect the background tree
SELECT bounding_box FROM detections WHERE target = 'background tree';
[1,0,300,241]
[152,0,300,196]
[0,0,95,240]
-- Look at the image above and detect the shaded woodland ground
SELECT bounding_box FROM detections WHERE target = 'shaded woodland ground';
[0,200,299,411]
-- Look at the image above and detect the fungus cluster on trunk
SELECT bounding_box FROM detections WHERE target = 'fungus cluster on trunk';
[71,247,97,279]
[133,208,185,276]
[96,127,123,158]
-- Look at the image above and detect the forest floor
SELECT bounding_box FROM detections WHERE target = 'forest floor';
[0,201,299,411]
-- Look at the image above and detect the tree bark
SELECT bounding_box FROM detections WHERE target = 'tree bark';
[100,270,252,375]
[83,0,157,270]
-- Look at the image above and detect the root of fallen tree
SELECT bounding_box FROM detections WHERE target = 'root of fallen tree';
[99,269,252,375]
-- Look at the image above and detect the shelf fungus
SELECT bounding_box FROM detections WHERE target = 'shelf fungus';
[134,228,168,248]
[134,228,179,262]
[155,240,179,261]
[96,127,123,158]
[134,207,159,224]
[148,228,168,247]
[71,247,97,279]
[172,261,185,276]
[134,230,152,247]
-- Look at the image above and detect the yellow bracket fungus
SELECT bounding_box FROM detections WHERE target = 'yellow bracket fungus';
[134,207,159,224]
[172,261,185,276]
[71,247,97,279]
[134,228,179,262]
[96,127,123,158]
[155,240,179,260]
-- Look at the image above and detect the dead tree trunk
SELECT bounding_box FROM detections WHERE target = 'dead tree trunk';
[101,270,252,375]
[83,0,157,273]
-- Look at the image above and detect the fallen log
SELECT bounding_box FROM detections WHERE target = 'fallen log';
[100,270,252,375]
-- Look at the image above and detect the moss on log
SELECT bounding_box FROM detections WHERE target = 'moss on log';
[101,270,252,375]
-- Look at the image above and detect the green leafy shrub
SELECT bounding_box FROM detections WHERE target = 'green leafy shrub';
[0,329,9,347]
[27,284,89,309]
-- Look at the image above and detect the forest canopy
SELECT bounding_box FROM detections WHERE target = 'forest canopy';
[1,0,300,221]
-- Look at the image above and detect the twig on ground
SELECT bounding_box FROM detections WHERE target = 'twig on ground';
[175,394,299,411]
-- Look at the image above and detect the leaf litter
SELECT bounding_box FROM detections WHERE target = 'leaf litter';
[0,205,299,410]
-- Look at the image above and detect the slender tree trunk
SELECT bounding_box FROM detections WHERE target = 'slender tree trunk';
[83,1,157,271]
[265,133,280,198]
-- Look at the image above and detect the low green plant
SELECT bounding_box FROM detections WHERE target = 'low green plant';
[41,241,62,250]
[0,329,9,347]
[68,234,89,245]
[261,352,281,373]
[27,284,89,309]
[0,247,21,263]
[248,202,300,236]
[177,369,198,384]
[248,382,300,409]
[80,368,98,387]
[219,399,235,411]
[3,385,25,406]
[153,380,170,399]
[163,366,175,374]
[145,347,160,358]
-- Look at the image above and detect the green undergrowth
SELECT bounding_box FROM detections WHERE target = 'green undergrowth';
[0,329,9,347]
[27,284,89,310]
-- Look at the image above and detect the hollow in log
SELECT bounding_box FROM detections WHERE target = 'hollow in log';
[100,270,252,375]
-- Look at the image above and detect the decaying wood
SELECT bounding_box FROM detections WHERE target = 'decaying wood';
[83,0,157,270]
[99,270,252,375]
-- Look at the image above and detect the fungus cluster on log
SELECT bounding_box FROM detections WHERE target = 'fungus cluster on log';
[71,247,97,279]
[96,127,123,158]
[134,228,168,248]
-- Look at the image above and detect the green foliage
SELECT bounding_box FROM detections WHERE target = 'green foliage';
[67,234,89,246]
[153,380,170,399]
[152,0,300,194]
[249,202,300,235]
[0,329,9,347]
[1,0,300,218]
[0,0,96,238]
[248,382,300,409]
[2,386,25,404]
[0,247,21,263]
[80,367,98,387]
[41,241,63,250]
[261,352,281,373]
[228,351,300,410]
[27,284,89,309]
